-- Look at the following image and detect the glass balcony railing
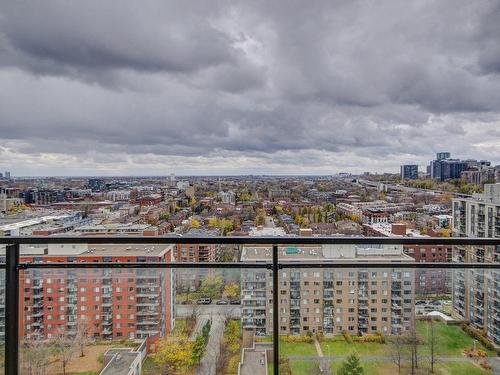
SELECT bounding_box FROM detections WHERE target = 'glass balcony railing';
[0,236,498,375]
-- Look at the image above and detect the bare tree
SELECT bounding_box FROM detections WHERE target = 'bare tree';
[52,329,79,375]
[428,319,438,373]
[76,317,92,357]
[21,338,53,375]
[388,335,407,374]
[187,305,202,336]
[408,328,422,375]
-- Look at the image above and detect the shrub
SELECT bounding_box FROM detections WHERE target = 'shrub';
[477,349,488,358]
[342,331,353,344]
[461,323,496,352]
[480,360,491,371]
[357,333,385,344]
[282,335,314,343]
[279,357,292,375]
[464,348,489,359]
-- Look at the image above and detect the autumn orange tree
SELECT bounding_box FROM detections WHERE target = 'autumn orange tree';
[223,283,240,300]
[153,336,194,374]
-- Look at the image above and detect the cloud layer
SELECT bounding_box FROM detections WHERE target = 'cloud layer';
[1,0,499,175]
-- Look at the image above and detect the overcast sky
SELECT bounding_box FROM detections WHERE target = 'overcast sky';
[1,1,499,176]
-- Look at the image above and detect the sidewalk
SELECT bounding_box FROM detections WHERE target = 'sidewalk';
[314,338,331,375]
[196,316,224,375]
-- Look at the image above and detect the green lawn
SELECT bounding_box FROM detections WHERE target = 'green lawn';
[173,318,188,336]
[253,336,317,357]
[435,362,491,375]
[290,361,320,374]
[142,357,161,375]
[330,360,391,375]
[330,360,491,375]
[319,321,496,359]
[320,335,387,356]
[280,340,317,357]
[416,320,496,357]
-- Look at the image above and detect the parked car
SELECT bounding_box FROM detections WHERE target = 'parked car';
[216,299,229,305]
[229,300,241,305]
[181,300,193,305]
[197,297,212,305]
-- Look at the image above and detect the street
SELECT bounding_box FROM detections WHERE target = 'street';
[176,304,242,319]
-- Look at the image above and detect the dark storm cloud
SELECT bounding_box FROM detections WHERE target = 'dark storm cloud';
[0,2,240,75]
[0,0,499,175]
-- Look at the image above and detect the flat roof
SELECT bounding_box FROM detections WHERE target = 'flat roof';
[241,245,414,262]
[79,244,173,257]
[76,224,151,230]
[0,215,74,232]
[101,349,140,375]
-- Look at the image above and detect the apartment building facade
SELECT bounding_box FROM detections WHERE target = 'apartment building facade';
[241,245,415,337]
[174,228,219,291]
[400,164,418,180]
[364,222,452,296]
[10,244,175,342]
[452,183,500,345]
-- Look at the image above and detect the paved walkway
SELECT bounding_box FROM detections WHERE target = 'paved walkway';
[288,355,478,362]
[189,316,209,341]
[196,316,225,375]
[314,338,332,375]
[488,357,500,374]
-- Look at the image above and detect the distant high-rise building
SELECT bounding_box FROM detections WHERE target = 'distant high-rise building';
[0,173,3,178]
[4,171,10,179]
[436,152,451,160]
[400,165,418,180]
[430,158,468,181]
[88,178,105,191]
[169,173,176,187]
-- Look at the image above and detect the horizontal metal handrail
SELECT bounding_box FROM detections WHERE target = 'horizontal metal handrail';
[16,261,500,269]
[1,235,500,245]
[1,235,500,375]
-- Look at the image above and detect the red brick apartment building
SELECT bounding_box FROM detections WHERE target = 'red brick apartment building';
[19,244,174,342]
[174,228,219,290]
[364,223,452,296]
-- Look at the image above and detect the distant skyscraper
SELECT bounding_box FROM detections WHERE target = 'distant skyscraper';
[430,153,469,181]
[431,159,468,181]
[436,152,451,160]
[170,173,175,187]
[400,165,418,180]
[4,171,10,179]
[88,178,105,191]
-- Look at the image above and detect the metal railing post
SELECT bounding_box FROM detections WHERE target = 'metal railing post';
[272,243,279,375]
[5,242,19,375]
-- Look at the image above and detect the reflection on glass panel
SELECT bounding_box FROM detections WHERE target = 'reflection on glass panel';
[276,267,498,375]
[0,269,4,375]
[17,265,272,375]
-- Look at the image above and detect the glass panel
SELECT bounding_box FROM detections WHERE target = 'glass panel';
[17,262,271,375]
[277,265,498,375]
[0,268,4,375]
